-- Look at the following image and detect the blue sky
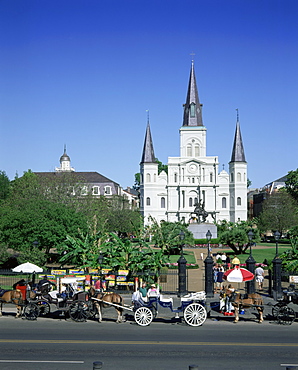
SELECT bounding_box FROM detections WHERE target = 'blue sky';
[0,0,297,189]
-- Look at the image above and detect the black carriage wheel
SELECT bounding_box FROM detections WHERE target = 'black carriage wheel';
[69,301,89,322]
[23,303,40,321]
[37,301,50,316]
[277,306,296,325]
[272,302,284,318]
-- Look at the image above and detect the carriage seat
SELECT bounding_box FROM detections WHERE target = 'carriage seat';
[48,290,64,303]
[159,295,173,304]
[181,291,206,302]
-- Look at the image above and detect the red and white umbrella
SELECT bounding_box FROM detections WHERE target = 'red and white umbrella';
[223,267,254,282]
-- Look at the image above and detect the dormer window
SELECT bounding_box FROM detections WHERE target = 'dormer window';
[104,186,111,195]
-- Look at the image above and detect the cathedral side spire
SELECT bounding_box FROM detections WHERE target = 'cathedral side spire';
[230,111,246,163]
[183,61,203,127]
[140,121,155,163]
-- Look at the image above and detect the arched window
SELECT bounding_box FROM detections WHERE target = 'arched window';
[222,197,227,208]
[174,173,178,182]
[195,144,200,157]
[210,173,213,182]
[154,173,156,182]
[237,172,241,182]
[237,197,241,206]
[161,197,165,208]
[146,173,151,182]
[189,198,193,207]
[146,197,151,206]
[187,144,192,156]
[194,197,198,205]
[231,173,234,182]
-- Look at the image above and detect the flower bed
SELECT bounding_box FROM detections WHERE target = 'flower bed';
[165,262,199,269]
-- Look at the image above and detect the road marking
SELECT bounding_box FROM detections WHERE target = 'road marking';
[0,339,298,347]
[0,360,84,363]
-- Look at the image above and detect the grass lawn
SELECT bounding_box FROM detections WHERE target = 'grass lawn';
[216,244,291,265]
[168,251,197,265]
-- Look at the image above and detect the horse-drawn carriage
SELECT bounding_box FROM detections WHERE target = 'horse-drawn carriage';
[22,277,92,321]
[271,284,298,325]
[133,291,207,327]
[91,291,207,327]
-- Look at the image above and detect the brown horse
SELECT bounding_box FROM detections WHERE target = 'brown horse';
[0,289,24,318]
[220,285,264,323]
[89,287,123,323]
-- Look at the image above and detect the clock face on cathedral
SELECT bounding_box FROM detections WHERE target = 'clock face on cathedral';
[188,163,198,173]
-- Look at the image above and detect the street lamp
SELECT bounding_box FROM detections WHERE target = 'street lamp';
[272,231,282,300]
[204,230,214,298]
[177,230,187,297]
[248,229,254,256]
[246,229,256,294]
[179,230,185,255]
[206,230,212,256]
[274,230,281,257]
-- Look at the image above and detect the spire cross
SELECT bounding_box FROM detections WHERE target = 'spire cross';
[146,109,149,124]
[236,108,239,122]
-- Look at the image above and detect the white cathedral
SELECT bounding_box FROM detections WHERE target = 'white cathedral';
[140,62,247,225]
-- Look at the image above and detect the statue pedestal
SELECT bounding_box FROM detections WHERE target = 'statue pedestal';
[188,223,217,239]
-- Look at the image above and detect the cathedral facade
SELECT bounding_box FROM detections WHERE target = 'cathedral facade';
[140,62,247,225]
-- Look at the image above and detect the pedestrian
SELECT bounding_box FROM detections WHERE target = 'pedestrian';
[215,265,225,292]
[255,265,265,291]
[232,255,240,267]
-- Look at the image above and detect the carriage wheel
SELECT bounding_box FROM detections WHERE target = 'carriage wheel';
[69,301,90,322]
[134,307,153,326]
[183,303,207,327]
[23,303,40,320]
[37,301,50,316]
[272,302,284,318]
[277,306,296,325]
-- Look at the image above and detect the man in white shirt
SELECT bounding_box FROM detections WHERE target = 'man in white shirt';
[255,266,265,290]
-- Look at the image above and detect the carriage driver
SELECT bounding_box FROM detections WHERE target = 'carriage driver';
[38,275,55,294]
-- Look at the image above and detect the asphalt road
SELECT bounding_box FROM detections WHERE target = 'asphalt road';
[1,306,298,370]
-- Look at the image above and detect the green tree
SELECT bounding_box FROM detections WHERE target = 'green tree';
[100,233,169,276]
[258,191,298,235]
[279,227,298,272]
[0,171,10,200]
[0,198,88,255]
[285,169,298,203]
[148,218,195,254]
[217,220,260,254]
[58,229,104,270]
[155,158,168,175]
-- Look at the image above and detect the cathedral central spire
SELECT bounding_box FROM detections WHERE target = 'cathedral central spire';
[183,61,203,127]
